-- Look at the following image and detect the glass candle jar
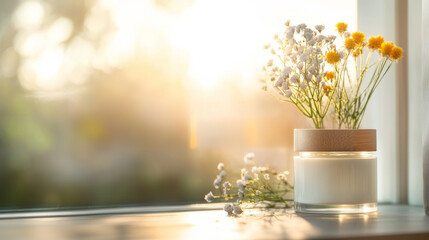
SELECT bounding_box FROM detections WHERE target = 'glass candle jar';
[294,129,377,214]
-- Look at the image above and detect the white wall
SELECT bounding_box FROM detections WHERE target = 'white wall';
[359,0,425,206]
[358,0,399,203]
[408,0,423,206]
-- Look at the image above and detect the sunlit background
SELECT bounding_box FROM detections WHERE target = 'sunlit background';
[0,0,356,209]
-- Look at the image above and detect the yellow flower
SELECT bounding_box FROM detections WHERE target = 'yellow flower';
[351,32,365,45]
[336,22,348,33]
[323,85,332,94]
[353,49,361,57]
[390,46,403,60]
[325,71,335,80]
[368,35,384,49]
[326,51,340,64]
[344,38,356,50]
[380,42,394,56]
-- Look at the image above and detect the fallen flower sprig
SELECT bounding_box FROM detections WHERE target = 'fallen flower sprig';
[204,153,294,215]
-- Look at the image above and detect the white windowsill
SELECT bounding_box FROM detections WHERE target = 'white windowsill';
[0,204,428,239]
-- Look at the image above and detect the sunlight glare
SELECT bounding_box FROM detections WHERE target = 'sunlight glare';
[46,17,74,44]
[170,0,264,91]
[14,31,45,57]
[19,47,64,91]
[13,1,45,30]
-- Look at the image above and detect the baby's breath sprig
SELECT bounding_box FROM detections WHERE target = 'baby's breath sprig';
[262,21,336,129]
[204,153,294,215]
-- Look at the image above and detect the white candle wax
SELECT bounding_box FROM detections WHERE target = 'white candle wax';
[294,152,377,205]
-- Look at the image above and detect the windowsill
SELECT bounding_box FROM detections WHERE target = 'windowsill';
[0,204,428,239]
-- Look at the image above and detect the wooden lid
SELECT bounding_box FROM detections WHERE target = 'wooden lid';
[294,129,376,152]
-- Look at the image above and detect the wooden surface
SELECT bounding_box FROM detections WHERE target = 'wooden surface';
[294,129,377,152]
[0,204,428,239]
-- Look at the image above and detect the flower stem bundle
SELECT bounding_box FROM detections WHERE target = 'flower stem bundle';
[263,21,403,129]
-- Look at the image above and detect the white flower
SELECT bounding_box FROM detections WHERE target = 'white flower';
[311,58,319,65]
[217,163,224,171]
[244,172,253,182]
[300,53,309,61]
[225,203,235,214]
[344,31,351,38]
[284,66,292,74]
[233,205,243,214]
[274,77,283,87]
[308,66,317,74]
[290,53,298,62]
[256,190,261,196]
[282,66,291,76]
[282,81,289,90]
[204,192,215,202]
[237,179,246,191]
[327,35,336,42]
[321,81,326,87]
[316,35,326,43]
[213,176,222,189]
[267,59,273,67]
[287,26,296,33]
[224,203,233,214]
[244,153,255,165]
[223,181,232,189]
[300,83,307,90]
[308,38,316,46]
[277,174,285,180]
[284,20,291,26]
[338,50,345,59]
[264,173,270,180]
[252,166,259,175]
[296,23,307,33]
[285,27,295,40]
[307,73,313,81]
[244,153,255,161]
[238,191,244,198]
[285,89,292,98]
[297,62,304,70]
[313,47,322,54]
[220,170,227,179]
[303,28,314,41]
[290,74,299,84]
[315,24,325,32]
[317,75,322,82]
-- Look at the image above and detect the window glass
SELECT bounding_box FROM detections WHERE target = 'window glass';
[0,0,356,209]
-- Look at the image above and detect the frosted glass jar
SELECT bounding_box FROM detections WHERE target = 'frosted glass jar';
[294,129,377,214]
